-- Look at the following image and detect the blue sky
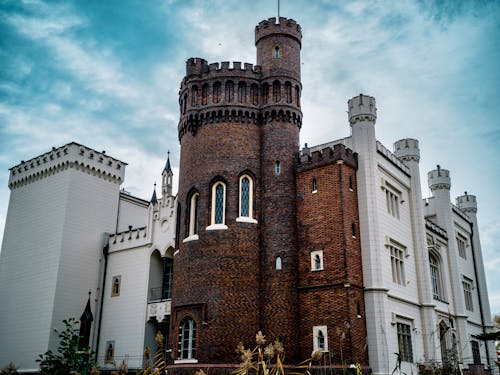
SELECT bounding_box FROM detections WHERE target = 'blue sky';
[0,0,499,315]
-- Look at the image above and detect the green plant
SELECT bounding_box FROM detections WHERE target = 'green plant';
[136,331,167,375]
[36,317,96,375]
[232,331,322,375]
[0,362,18,375]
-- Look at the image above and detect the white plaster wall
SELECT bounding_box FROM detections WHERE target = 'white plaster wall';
[117,195,149,233]
[98,247,150,370]
[0,173,69,371]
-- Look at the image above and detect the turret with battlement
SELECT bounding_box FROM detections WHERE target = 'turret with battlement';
[428,165,451,192]
[348,94,377,126]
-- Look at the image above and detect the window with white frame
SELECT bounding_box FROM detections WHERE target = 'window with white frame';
[429,252,444,301]
[312,177,317,193]
[388,242,406,285]
[238,174,256,222]
[111,276,121,297]
[311,250,323,271]
[104,340,115,363]
[397,322,413,362]
[178,317,196,360]
[276,256,282,270]
[384,183,400,219]
[208,181,227,228]
[456,234,467,259]
[312,326,328,352]
[188,192,199,237]
[462,277,474,311]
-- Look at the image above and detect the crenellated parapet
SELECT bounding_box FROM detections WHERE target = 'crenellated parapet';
[456,192,477,214]
[348,94,377,125]
[297,143,358,172]
[255,17,302,46]
[8,142,126,189]
[428,165,451,192]
[394,138,420,163]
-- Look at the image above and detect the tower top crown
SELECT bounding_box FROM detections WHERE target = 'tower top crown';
[428,165,451,192]
[255,17,302,46]
[348,94,377,125]
[456,192,477,214]
[394,138,420,163]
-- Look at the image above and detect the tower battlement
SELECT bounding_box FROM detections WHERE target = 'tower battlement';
[184,59,262,81]
[8,142,126,189]
[298,143,358,172]
[348,94,377,125]
[394,138,420,163]
[428,165,451,191]
[255,17,302,45]
[456,192,477,214]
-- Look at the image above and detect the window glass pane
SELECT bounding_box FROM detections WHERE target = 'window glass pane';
[241,177,250,217]
[215,184,224,224]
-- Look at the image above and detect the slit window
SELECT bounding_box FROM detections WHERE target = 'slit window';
[275,161,281,175]
[276,256,282,270]
[312,177,317,193]
[111,276,121,297]
[274,46,280,58]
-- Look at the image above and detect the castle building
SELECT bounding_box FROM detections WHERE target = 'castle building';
[0,17,497,375]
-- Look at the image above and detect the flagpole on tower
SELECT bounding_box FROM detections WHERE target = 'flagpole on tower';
[278,0,280,19]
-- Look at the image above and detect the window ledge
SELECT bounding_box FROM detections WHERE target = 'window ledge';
[183,234,199,243]
[206,224,228,231]
[174,359,198,364]
[236,217,258,224]
[312,268,324,272]
[312,190,318,194]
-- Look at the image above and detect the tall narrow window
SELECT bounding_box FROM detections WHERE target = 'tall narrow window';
[295,85,300,107]
[471,340,481,364]
[273,80,281,102]
[213,82,221,103]
[251,84,259,105]
[285,81,292,103]
[162,257,173,300]
[388,242,405,285]
[463,278,474,311]
[349,175,353,190]
[104,341,115,363]
[225,81,234,102]
[187,192,199,238]
[111,275,121,297]
[191,85,198,106]
[397,322,413,362]
[178,318,196,360]
[238,82,247,103]
[238,174,255,221]
[351,222,357,237]
[262,83,269,104]
[276,256,282,270]
[456,234,467,259]
[312,177,317,193]
[311,251,324,271]
[429,253,444,300]
[201,83,208,105]
[209,181,226,228]
[183,93,187,114]
[275,161,281,175]
[175,203,181,249]
[274,46,280,58]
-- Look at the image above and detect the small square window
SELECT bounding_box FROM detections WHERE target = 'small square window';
[311,251,323,271]
[111,275,121,297]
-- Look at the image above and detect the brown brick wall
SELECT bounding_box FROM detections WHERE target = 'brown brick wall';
[296,157,368,365]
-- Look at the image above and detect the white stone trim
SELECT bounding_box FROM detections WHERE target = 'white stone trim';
[174,359,198,364]
[236,217,258,224]
[206,224,228,230]
[183,234,199,243]
[312,325,328,352]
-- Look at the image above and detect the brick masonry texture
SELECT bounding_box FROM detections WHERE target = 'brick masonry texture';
[171,17,367,367]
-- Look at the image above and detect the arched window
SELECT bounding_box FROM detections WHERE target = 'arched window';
[314,254,321,270]
[191,85,198,106]
[187,192,199,238]
[311,251,323,271]
[351,222,357,237]
[238,82,247,103]
[273,80,281,102]
[285,81,292,103]
[209,181,226,227]
[429,252,444,300]
[225,81,234,102]
[201,83,208,105]
[313,326,328,352]
[251,84,259,105]
[317,330,325,351]
[312,177,317,192]
[276,256,282,270]
[178,317,196,360]
[183,93,187,114]
[213,82,221,103]
[262,83,269,104]
[295,85,300,107]
[275,161,281,175]
[274,46,280,58]
[238,175,255,221]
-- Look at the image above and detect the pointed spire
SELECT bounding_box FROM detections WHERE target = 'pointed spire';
[151,182,158,205]
[80,291,93,322]
[163,151,172,174]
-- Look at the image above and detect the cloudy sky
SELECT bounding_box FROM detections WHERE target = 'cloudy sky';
[0,0,499,314]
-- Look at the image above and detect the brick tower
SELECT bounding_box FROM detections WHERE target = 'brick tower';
[171,17,302,365]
